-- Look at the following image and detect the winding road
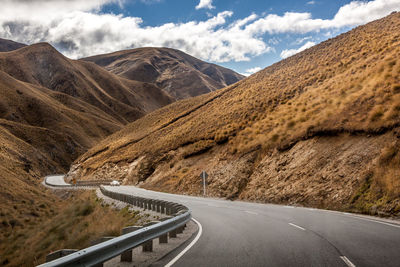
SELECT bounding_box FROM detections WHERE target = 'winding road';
[45,176,400,267]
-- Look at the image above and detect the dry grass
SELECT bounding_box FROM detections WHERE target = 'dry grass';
[350,141,400,214]
[1,191,142,267]
[73,13,400,214]
[79,12,400,168]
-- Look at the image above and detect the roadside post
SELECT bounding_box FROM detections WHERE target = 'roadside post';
[200,170,208,196]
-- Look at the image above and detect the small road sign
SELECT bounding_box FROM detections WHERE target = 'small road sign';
[200,171,208,196]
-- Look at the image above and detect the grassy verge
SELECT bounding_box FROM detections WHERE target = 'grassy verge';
[1,190,142,267]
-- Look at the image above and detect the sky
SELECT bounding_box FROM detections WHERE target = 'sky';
[0,0,399,76]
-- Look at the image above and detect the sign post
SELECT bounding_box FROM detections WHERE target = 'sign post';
[200,171,208,196]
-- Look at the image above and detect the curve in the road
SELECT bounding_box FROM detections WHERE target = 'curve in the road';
[165,218,203,267]
[43,176,400,267]
[104,185,400,267]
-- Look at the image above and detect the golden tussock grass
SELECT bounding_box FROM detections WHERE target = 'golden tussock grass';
[74,13,400,212]
[1,191,142,267]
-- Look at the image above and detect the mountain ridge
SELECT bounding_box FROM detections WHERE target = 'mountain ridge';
[0,39,245,261]
[69,12,400,217]
[82,47,244,100]
[0,38,26,52]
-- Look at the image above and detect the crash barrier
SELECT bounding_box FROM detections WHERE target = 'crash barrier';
[44,176,113,187]
[38,185,191,267]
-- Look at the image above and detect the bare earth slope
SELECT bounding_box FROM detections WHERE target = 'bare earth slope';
[70,12,400,217]
[82,47,244,100]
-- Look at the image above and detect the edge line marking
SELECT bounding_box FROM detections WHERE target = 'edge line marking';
[164,218,203,267]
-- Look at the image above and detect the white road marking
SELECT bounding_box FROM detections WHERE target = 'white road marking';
[244,210,258,215]
[288,223,306,231]
[344,215,400,229]
[340,256,356,267]
[284,206,295,208]
[164,218,203,267]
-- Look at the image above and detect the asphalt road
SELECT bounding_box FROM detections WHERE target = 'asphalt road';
[45,176,400,266]
[45,175,70,186]
[105,186,400,267]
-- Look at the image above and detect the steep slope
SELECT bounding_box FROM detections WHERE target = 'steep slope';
[0,38,26,52]
[0,41,172,259]
[69,12,400,217]
[82,47,244,100]
[0,43,173,123]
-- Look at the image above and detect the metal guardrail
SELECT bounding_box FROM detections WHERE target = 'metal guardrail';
[44,176,113,188]
[38,185,191,267]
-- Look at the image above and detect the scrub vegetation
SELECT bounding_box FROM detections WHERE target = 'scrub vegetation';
[0,191,142,267]
[72,12,400,217]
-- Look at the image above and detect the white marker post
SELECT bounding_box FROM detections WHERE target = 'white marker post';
[200,171,208,197]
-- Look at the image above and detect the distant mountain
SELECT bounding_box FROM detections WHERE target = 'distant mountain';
[0,39,244,265]
[0,38,26,52]
[71,12,400,217]
[0,43,173,124]
[0,42,172,242]
[82,47,244,100]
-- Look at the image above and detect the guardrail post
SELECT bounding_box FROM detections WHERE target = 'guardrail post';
[158,217,172,244]
[159,201,166,214]
[120,226,142,262]
[165,202,172,215]
[46,249,78,262]
[155,200,161,213]
[142,222,157,252]
[169,228,177,238]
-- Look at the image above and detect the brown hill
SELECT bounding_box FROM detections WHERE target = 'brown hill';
[70,12,400,217]
[0,43,173,124]
[0,41,173,262]
[82,47,244,100]
[0,38,26,52]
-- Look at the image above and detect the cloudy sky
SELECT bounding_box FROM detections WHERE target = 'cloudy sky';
[1,0,399,75]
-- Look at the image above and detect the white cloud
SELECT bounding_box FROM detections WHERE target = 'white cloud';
[307,1,316,5]
[294,36,312,45]
[196,0,215,10]
[280,41,316,58]
[0,0,399,63]
[0,0,122,21]
[246,0,400,35]
[242,67,262,76]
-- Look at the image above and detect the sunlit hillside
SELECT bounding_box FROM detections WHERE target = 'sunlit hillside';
[71,12,400,216]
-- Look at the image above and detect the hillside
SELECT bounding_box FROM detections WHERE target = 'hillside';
[0,41,171,263]
[69,12,400,217]
[0,38,26,52]
[82,47,244,100]
[0,43,173,124]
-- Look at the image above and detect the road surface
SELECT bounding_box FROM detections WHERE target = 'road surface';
[105,185,400,267]
[44,175,70,186]
[44,176,400,266]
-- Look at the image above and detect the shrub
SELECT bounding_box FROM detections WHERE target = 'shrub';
[392,84,400,94]
[287,120,296,128]
[370,110,384,121]
[271,134,279,142]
